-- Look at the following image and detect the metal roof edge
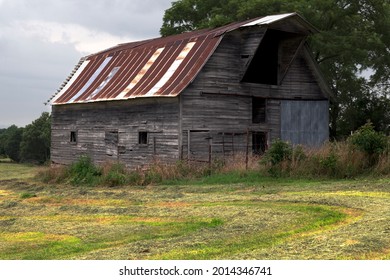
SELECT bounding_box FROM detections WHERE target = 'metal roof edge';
[48,57,87,105]
[241,12,319,34]
[52,93,179,106]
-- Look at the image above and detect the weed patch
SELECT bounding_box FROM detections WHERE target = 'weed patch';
[19,192,37,199]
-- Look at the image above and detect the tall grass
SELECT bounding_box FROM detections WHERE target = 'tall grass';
[38,157,229,187]
[38,135,389,187]
[261,140,390,179]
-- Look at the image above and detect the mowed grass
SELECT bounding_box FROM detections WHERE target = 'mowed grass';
[0,162,389,260]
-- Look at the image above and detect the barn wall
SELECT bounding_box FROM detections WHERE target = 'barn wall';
[51,97,179,167]
[179,27,328,160]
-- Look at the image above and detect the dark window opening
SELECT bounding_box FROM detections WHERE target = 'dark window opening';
[241,30,304,85]
[252,98,266,123]
[139,131,148,145]
[70,131,77,143]
[252,132,267,155]
[242,30,279,85]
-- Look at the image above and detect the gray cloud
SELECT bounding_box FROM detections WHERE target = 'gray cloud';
[0,0,172,127]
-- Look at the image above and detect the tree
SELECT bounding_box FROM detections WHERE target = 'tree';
[338,83,390,135]
[1,125,24,162]
[161,0,390,137]
[160,0,235,36]
[0,129,6,157]
[20,112,51,164]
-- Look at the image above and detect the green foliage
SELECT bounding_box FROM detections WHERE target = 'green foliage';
[318,151,339,177]
[20,192,37,199]
[0,129,6,156]
[0,113,51,164]
[264,139,292,165]
[257,135,390,179]
[160,0,234,36]
[0,125,24,162]
[349,122,388,155]
[66,156,102,186]
[261,139,293,177]
[101,162,128,187]
[20,112,51,164]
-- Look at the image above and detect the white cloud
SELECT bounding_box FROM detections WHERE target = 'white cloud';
[12,20,135,55]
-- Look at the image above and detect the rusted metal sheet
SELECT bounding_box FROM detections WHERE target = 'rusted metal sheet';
[51,13,313,105]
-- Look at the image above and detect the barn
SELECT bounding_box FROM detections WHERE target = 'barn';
[50,13,331,168]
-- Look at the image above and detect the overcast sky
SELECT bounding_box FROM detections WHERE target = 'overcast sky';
[0,0,173,128]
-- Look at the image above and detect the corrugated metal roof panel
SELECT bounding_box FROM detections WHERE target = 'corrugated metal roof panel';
[241,13,296,26]
[51,13,315,105]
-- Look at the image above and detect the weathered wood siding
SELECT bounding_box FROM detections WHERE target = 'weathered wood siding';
[51,97,180,167]
[51,25,329,167]
[179,27,328,159]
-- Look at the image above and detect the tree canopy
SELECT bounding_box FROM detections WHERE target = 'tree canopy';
[0,112,51,163]
[161,0,390,137]
[0,125,24,162]
[20,112,51,164]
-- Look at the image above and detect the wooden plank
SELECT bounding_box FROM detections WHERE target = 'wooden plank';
[51,98,180,168]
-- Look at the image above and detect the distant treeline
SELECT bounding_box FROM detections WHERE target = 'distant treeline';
[0,112,51,164]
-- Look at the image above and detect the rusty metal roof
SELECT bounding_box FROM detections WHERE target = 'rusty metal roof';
[51,13,314,105]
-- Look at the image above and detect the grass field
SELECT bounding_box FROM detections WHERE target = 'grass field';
[0,162,389,260]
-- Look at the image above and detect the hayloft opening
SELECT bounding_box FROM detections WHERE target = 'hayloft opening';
[242,30,279,85]
[242,29,304,85]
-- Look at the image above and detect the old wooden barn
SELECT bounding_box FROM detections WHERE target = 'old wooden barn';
[50,13,331,167]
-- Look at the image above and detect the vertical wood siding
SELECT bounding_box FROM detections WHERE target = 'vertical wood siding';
[51,98,179,167]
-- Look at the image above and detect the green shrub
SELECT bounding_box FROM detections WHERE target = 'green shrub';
[263,139,293,165]
[101,162,128,187]
[67,156,102,186]
[126,170,144,185]
[319,151,339,177]
[349,122,387,155]
[260,139,293,177]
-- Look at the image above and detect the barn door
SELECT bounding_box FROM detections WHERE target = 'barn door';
[105,130,119,159]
